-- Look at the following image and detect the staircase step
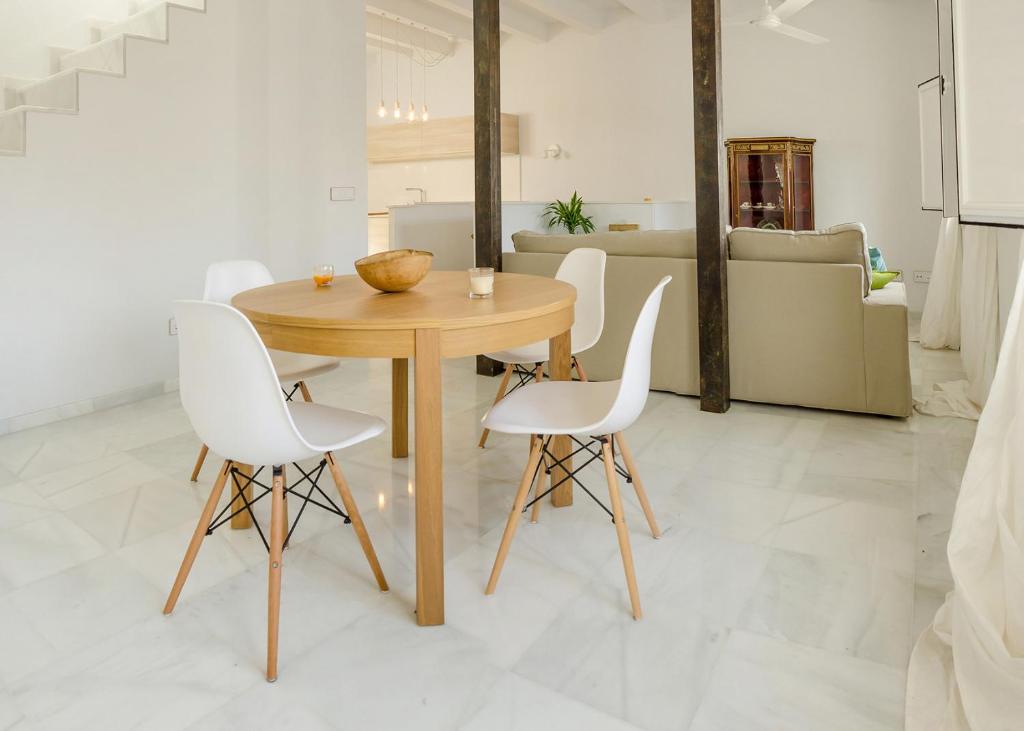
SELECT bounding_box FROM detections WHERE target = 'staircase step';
[98,2,169,43]
[15,69,79,112]
[59,35,128,75]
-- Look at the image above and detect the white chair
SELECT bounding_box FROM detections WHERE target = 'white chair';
[189,260,340,481]
[481,276,671,620]
[164,300,388,682]
[478,247,607,448]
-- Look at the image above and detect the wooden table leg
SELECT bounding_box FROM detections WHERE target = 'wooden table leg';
[549,329,573,507]
[392,358,409,458]
[414,329,444,626]
[230,463,254,529]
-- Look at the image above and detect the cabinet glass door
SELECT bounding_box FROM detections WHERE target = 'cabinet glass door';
[792,153,814,230]
[735,152,786,230]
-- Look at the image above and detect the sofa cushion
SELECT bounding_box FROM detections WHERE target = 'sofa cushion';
[728,223,872,296]
[512,229,696,259]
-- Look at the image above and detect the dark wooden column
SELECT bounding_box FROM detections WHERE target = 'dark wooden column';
[691,0,730,413]
[473,0,504,377]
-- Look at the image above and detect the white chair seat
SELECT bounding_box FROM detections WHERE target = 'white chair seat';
[269,350,340,383]
[288,402,386,453]
[484,340,551,365]
[482,379,621,435]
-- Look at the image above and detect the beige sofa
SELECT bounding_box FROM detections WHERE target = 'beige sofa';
[504,226,912,417]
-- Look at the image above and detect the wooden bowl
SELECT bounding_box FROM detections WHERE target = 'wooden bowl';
[355,249,434,293]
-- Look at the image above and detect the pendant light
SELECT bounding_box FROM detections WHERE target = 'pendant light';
[406,23,417,122]
[420,24,429,122]
[376,13,386,118]
[392,30,401,120]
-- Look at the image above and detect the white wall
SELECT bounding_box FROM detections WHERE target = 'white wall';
[0,0,367,425]
[367,13,695,206]
[724,0,940,311]
[367,0,939,310]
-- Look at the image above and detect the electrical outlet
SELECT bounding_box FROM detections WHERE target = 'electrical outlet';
[168,317,178,336]
[913,271,932,284]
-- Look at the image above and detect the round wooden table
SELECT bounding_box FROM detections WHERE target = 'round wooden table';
[233,270,576,626]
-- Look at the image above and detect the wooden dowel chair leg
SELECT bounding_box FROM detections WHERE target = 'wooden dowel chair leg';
[614,432,661,539]
[267,465,286,682]
[479,364,514,449]
[602,439,642,620]
[190,444,209,482]
[298,381,313,403]
[164,460,232,614]
[325,452,389,592]
[486,436,543,595]
[573,356,589,382]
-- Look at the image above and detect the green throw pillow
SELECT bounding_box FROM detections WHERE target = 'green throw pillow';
[869,246,887,272]
[871,271,899,290]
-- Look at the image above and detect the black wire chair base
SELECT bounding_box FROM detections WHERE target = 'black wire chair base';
[521,434,633,522]
[205,460,350,552]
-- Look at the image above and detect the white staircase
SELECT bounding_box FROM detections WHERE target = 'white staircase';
[0,0,206,156]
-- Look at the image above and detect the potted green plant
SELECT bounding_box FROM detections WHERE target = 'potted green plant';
[544,191,595,234]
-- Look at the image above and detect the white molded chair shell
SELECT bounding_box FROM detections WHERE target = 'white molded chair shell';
[202,260,339,383]
[481,276,671,436]
[486,248,606,364]
[174,300,384,467]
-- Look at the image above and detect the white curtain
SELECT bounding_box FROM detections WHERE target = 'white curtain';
[916,227,1000,419]
[920,217,963,349]
[906,256,1024,731]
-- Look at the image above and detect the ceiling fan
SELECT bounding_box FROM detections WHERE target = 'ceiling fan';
[728,0,829,44]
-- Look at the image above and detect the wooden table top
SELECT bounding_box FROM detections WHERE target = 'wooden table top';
[232,270,576,360]
[232,271,576,331]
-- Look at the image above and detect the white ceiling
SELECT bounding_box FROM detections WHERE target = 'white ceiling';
[365,0,691,47]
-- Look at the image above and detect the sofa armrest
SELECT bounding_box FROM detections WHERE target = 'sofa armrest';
[863,282,912,417]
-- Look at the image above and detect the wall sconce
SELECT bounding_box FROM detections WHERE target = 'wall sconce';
[543,144,562,159]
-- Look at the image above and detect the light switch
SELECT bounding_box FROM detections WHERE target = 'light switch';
[330,186,356,202]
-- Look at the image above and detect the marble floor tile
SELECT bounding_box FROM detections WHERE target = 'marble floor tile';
[606,527,772,628]
[689,630,906,731]
[806,422,919,482]
[260,602,505,731]
[458,672,642,731]
[792,473,914,511]
[772,494,916,575]
[7,554,164,656]
[737,549,914,668]
[116,520,249,605]
[0,482,57,529]
[27,452,164,511]
[0,596,59,687]
[10,613,261,731]
[693,441,813,489]
[666,477,794,546]
[0,689,28,731]
[0,514,105,590]
[514,583,728,731]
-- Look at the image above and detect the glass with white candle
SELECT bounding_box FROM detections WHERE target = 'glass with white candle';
[468,267,494,299]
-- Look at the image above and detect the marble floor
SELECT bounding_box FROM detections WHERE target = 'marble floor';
[0,339,974,730]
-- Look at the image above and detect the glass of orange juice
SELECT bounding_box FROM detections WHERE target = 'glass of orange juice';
[313,264,334,287]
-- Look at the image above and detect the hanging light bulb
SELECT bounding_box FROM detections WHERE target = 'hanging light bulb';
[393,100,401,120]
[407,101,417,122]
[377,13,386,118]
[421,104,429,123]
